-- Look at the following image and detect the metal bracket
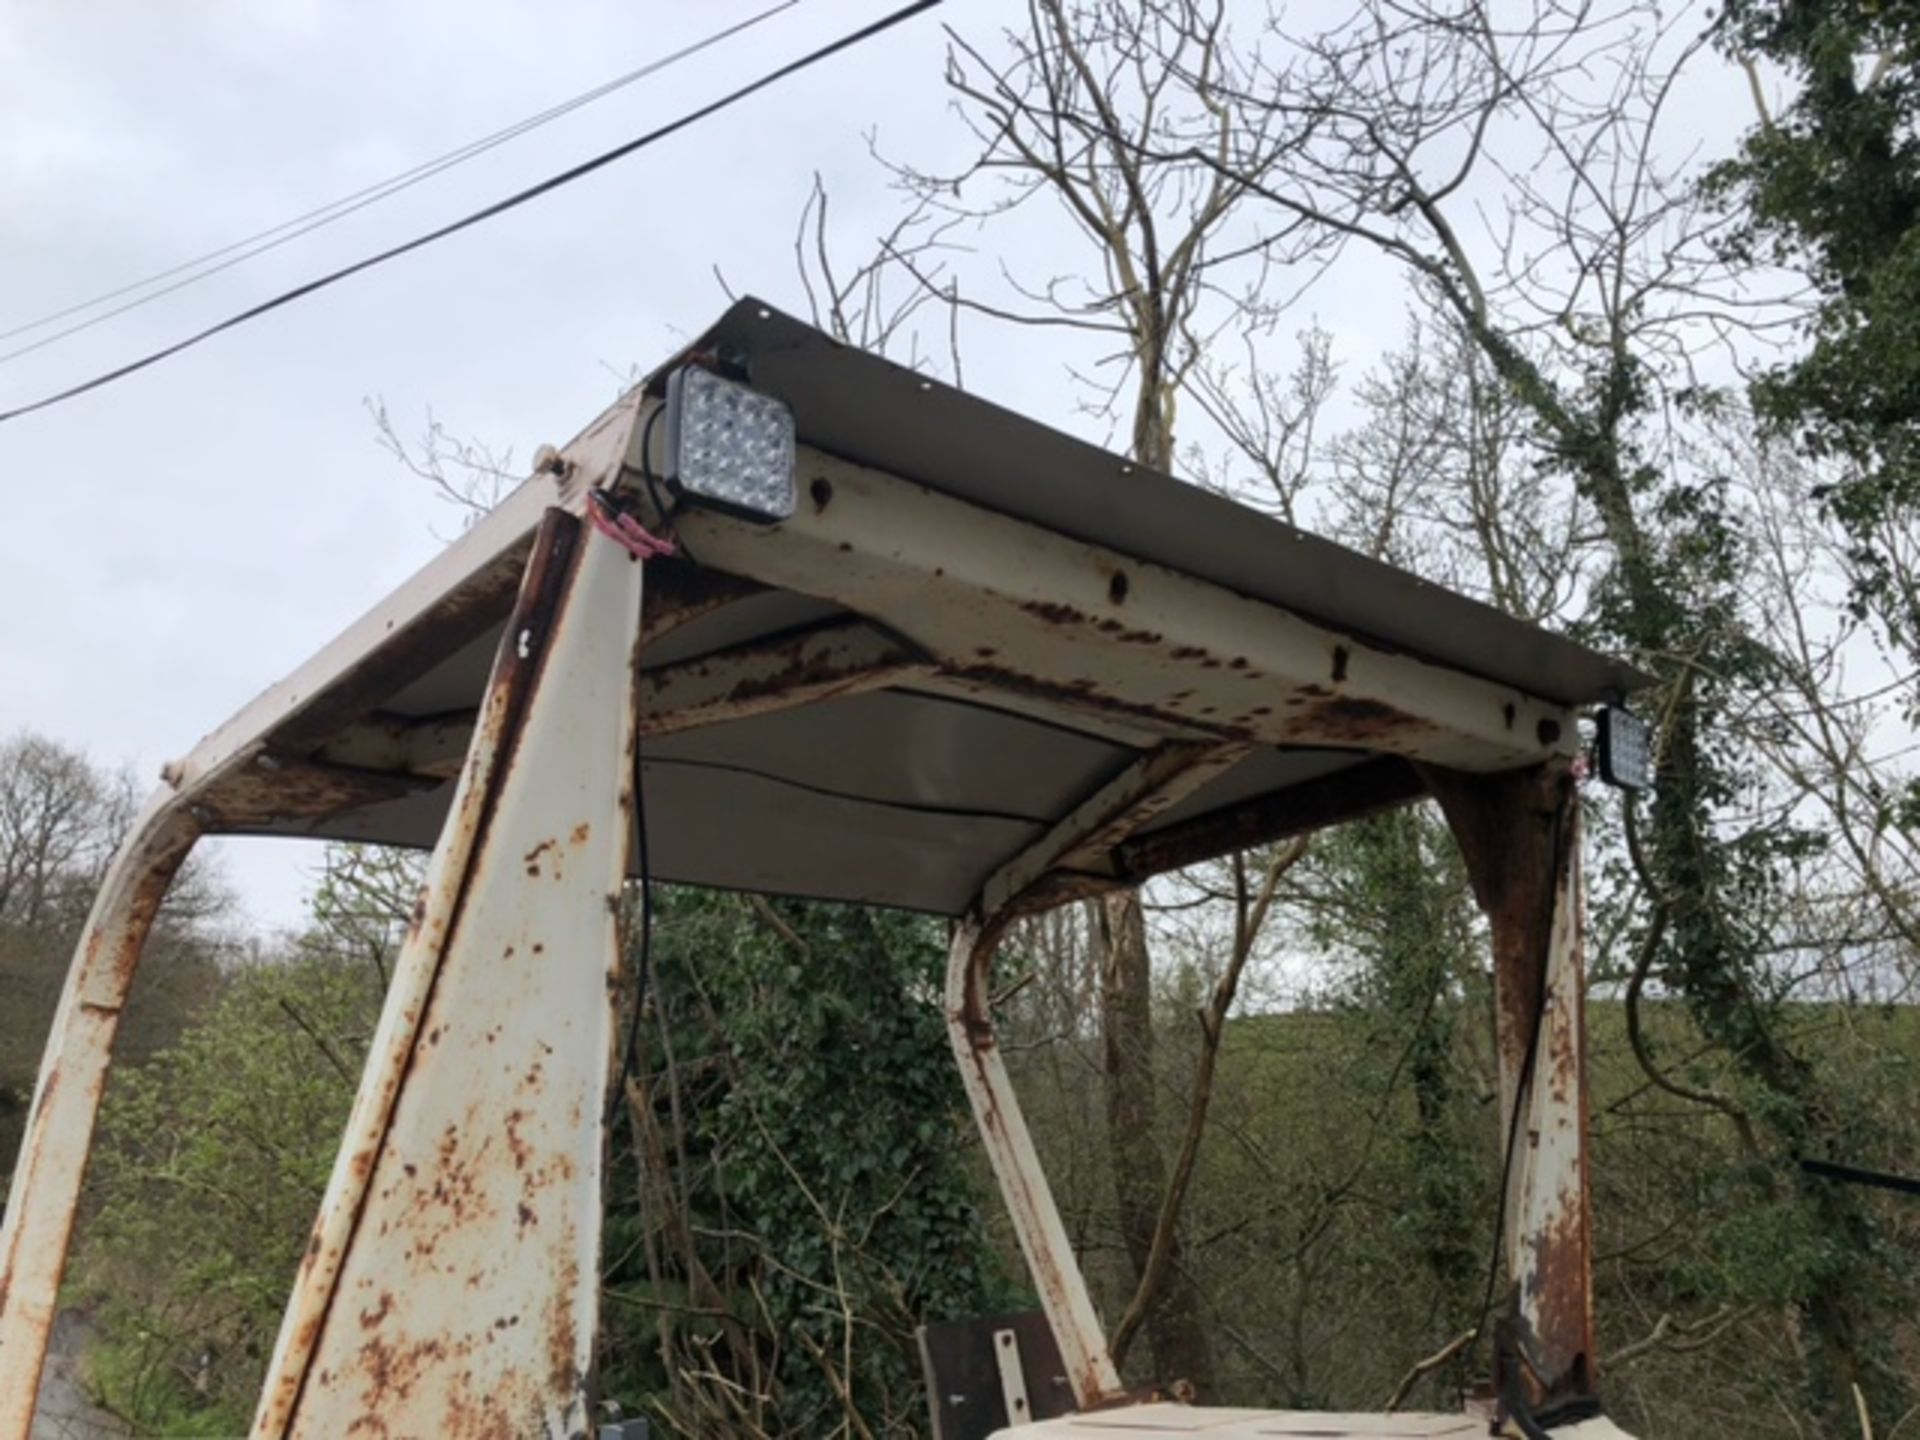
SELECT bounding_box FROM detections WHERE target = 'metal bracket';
[994,1329,1033,1428]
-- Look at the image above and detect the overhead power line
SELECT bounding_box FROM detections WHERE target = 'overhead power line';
[0,0,800,365]
[0,0,941,428]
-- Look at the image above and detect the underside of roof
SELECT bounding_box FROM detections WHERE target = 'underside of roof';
[169,300,1648,917]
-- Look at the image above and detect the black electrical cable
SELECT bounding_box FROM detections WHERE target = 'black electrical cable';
[606,707,655,1129]
[0,0,798,362]
[0,0,942,428]
[1800,1157,1920,1198]
[640,753,1055,826]
[1496,1325,1605,1439]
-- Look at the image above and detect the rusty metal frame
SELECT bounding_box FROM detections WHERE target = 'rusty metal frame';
[0,797,201,1440]
[1420,762,1595,1413]
[1498,794,1594,1407]
[947,916,1126,1411]
[665,441,1580,775]
[945,742,1274,1407]
[310,615,934,779]
[1,358,1611,1433]
[942,736,1467,1415]
[251,508,645,1435]
[0,399,645,1439]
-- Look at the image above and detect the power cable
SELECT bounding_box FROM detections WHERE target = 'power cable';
[0,0,799,363]
[0,0,941,428]
[1800,1156,1920,1198]
[607,706,656,1129]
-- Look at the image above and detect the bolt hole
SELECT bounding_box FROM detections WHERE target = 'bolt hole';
[1108,570,1130,605]
[1537,718,1563,746]
[809,477,833,512]
[1331,646,1350,683]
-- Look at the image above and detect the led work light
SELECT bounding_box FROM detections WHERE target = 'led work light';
[661,366,797,523]
[1596,705,1654,791]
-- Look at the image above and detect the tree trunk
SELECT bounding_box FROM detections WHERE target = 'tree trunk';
[1098,887,1217,1395]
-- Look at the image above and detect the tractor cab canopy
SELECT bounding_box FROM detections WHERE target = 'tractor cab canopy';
[0,300,1645,1440]
[190,300,1635,908]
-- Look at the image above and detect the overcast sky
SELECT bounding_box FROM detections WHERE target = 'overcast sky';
[0,1,1028,929]
[0,1,1769,933]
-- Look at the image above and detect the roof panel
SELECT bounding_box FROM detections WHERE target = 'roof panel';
[670,300,1648,707]
[177,300,1645,919]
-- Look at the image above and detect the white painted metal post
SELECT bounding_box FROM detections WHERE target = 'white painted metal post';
[1502,805,1595,1391]
[250,509,646,1437]
[946,919,1126,1410]
[1424,762,1597,1400]
[0,796,201,1440]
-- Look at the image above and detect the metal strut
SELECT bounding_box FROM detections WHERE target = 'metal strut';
[251,508,646,1437]
[945,917,1127,1411]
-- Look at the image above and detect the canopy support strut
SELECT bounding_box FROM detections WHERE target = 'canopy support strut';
[251,509,646,1436]
[1421,761,1596,1415]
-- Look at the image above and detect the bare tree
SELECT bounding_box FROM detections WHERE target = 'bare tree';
[0,733,113,929]
[1143,0,1905,1420]
[872,0,1327,1392]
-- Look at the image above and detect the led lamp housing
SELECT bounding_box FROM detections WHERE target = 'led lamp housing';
[1596,705,1654,790]
[662,366,797,523]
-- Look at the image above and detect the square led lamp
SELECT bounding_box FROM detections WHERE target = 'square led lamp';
[661,366,797,523]
[1596,705,1654,790]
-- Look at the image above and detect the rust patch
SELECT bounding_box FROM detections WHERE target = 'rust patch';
[1021,600,1088,626]
[547,1253,582,1400]
[639,561,764,641]
[198,757,435,831]
[505,1109,532,1171]
[1521,1204,1595,1396]
[1116,757,1425,880]
[1295,694,1433,745]
[358,1292,394,1330]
